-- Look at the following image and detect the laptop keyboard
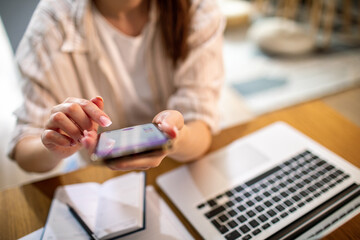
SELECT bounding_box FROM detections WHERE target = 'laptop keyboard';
[196,150,350,240]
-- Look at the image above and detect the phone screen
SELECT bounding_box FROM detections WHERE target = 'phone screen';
[93,123,170,160]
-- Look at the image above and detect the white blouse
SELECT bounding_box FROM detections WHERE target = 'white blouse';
[8,0,225,159]
[93,5,154,124]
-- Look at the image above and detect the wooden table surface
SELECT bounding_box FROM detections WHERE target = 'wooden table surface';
[1,100,360,240]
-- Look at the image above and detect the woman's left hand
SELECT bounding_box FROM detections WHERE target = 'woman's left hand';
[107,110,184,171]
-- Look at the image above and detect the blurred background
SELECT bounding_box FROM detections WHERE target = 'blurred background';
[0,0,359,190]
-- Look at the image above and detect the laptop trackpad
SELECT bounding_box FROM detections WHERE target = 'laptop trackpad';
[209,144,270,181]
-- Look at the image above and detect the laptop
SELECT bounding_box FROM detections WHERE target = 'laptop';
[157,122,360,240]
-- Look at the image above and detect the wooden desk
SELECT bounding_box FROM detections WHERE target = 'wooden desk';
[1,100,360,239]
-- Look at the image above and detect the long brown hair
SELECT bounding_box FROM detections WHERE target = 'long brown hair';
[156,0,191,66]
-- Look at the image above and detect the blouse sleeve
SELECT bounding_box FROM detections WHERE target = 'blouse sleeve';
[167,0,225,134]
[7,1,67,160]
[7,78,57,160]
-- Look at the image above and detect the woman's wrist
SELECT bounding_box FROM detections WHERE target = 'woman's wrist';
[15,136,64,172]
[167,121,211,162]
[167,124,189,159]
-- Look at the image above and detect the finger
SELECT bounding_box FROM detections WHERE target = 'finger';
[42,129,76,147]
[52,102,93,132]
[108,154,166,171]
[153,110,184,138]
[64,97,112,128]
[46,112,84,142]
[90,96,104,110]
[80,130,98,154]
[88,96,104,132]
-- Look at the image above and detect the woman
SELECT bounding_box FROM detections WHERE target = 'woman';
[9,0,224,172]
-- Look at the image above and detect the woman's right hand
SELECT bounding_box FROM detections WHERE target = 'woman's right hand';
[41,96,112,160]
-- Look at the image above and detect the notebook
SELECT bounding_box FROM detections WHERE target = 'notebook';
[121,186,194,240]
[157,122,360,240]
[42,171,146,240]
[22,185,193,240]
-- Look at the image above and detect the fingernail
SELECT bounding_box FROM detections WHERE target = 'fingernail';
[156,112,168,123]
[100,116,112,127]
[157,123,163,130]
[167,126,178,138]
[96,96,104,102]
[160,122,178,138]
[84,129,93,137]
[161,121,170,128]
[172,126,179,138]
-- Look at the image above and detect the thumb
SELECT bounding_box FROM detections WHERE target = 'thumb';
[153,110,184,139]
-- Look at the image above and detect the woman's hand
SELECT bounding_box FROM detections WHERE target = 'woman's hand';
[107,110,184,171]
[41,96,112,160]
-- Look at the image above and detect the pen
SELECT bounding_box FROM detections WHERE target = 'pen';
[66,203,100,240]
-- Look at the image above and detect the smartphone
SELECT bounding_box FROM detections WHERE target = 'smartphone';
[91,123,172,165]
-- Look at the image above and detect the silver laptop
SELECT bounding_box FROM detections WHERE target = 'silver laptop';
[157,122,360,240]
